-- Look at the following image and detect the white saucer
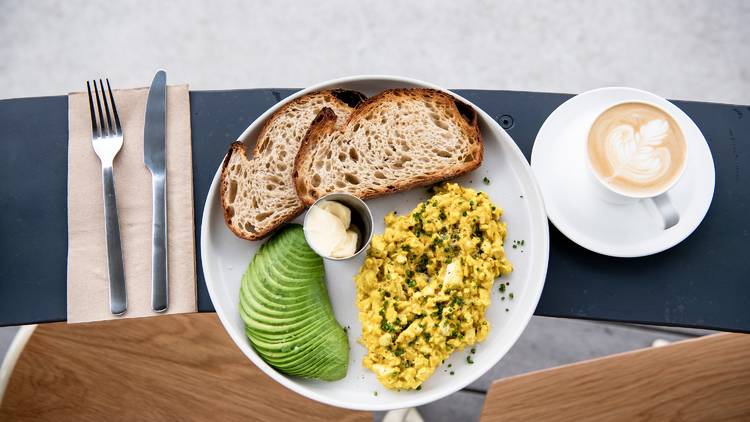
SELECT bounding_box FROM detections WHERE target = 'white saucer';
[530,87,715,257]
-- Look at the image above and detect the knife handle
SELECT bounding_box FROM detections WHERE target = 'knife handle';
[151,173,168,312]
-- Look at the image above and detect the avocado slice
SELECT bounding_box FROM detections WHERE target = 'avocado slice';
[239,224,349,381]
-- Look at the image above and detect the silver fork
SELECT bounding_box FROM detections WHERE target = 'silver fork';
[87,79,127,315]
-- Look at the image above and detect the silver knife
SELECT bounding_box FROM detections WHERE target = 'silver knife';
[144,70,168,312]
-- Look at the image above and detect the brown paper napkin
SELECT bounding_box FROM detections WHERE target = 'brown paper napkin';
[67,85,196,323]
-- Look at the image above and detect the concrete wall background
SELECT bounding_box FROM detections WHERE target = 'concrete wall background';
[1,0,748,103]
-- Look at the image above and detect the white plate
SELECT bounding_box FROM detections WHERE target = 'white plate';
[201,75,549,411]
[531,87,715,257]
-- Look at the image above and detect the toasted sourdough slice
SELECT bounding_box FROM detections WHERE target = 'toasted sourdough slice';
[220,90,366,240]
[293,88,482,205]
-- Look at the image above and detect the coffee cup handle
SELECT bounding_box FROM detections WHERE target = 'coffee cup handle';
[650,193,679,229]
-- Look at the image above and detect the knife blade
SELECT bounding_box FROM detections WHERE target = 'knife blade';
[144,70,168,312]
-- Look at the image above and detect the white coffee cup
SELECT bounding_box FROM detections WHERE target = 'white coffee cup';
[585,100,688,230]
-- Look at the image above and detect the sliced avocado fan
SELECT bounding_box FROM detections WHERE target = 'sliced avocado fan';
[240,224,349,381]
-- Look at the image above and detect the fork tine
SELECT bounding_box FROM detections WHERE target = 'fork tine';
[106,78,122,136]
[86,81,100,138]
[92,80,108,137]
[99,79,114,137]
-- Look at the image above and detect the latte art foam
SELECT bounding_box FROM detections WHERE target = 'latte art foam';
[605,119,671,183]
[588,102,686,196]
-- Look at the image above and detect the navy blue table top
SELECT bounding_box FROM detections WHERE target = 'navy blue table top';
[0,89,748,332]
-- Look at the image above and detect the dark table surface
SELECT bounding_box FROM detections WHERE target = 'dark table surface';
[1,89,748,332]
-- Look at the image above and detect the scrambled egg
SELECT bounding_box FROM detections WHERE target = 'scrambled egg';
[355,183,512,389]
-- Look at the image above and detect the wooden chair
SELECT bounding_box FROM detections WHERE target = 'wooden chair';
[0,313,370,422]
[480,333,750,421]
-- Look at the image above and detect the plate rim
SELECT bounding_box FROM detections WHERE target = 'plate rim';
[530,86,716,258]
[200,74,550,410]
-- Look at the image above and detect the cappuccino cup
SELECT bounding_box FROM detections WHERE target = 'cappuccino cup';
[586,101,688,229]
